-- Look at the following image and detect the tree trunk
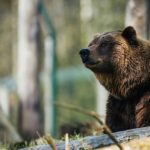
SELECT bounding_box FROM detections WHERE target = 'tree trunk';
[17,0,42,139]
[125,0,147,37]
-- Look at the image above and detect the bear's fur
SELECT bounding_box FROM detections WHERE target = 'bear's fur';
[79,26,150,132]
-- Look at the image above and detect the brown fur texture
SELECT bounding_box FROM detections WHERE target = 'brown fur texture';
[79,26,150,132]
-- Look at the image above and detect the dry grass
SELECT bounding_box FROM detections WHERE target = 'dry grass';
[98,137,150,150]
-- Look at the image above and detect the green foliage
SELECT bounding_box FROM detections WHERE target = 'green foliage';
[91,0,126,32]
[57,75,97,137]
[0,3,13,76]
[46,0,126,68]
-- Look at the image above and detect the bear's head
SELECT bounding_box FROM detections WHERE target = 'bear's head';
[79,26,150,98]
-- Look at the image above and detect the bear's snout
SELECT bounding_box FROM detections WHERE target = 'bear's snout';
[79,48,90,63]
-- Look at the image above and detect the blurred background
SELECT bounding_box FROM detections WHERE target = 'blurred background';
[0,0,149,143]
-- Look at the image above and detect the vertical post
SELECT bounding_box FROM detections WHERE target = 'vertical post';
[51,32,57,137]
[43,36,52,134]
[44,36,56,135]
[39,1,57,136]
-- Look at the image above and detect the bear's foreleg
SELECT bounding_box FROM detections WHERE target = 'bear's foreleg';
[136,92,150,127]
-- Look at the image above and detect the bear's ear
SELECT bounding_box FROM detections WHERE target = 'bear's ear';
[122,26,138,46]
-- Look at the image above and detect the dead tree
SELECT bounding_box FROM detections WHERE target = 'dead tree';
[17,0,42,139]
[125,0,147,37]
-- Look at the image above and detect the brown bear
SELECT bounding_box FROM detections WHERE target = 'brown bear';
[79,26,150,132]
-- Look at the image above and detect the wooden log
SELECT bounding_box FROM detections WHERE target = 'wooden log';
[20,126,150,150]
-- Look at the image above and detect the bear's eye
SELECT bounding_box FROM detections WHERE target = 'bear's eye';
[100,42,107,47]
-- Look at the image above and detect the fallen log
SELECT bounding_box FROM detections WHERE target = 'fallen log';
[20,126,150,150]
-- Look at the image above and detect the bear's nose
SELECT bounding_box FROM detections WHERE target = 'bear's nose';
[79,48,90,57]
[79,48,90,63]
